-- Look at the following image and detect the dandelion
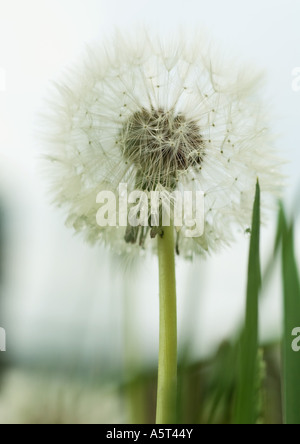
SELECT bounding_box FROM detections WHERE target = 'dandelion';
[42,30,282,424]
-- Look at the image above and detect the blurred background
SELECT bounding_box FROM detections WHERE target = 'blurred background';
[0,0,299,424]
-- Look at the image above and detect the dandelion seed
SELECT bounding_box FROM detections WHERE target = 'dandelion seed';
[42,30,282,258]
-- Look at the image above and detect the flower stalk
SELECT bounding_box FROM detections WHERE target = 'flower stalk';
[156,225,177,424]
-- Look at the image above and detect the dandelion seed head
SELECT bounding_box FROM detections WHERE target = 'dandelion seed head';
[41,30,283,258]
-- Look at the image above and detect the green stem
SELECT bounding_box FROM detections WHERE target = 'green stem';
[156,225,178,424]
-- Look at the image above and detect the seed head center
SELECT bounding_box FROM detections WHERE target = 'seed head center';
[120,108,204,189]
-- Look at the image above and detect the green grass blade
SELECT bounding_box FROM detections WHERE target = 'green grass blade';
[262,202,285,286]
[281,211,300,424]
[234,181,261,424]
